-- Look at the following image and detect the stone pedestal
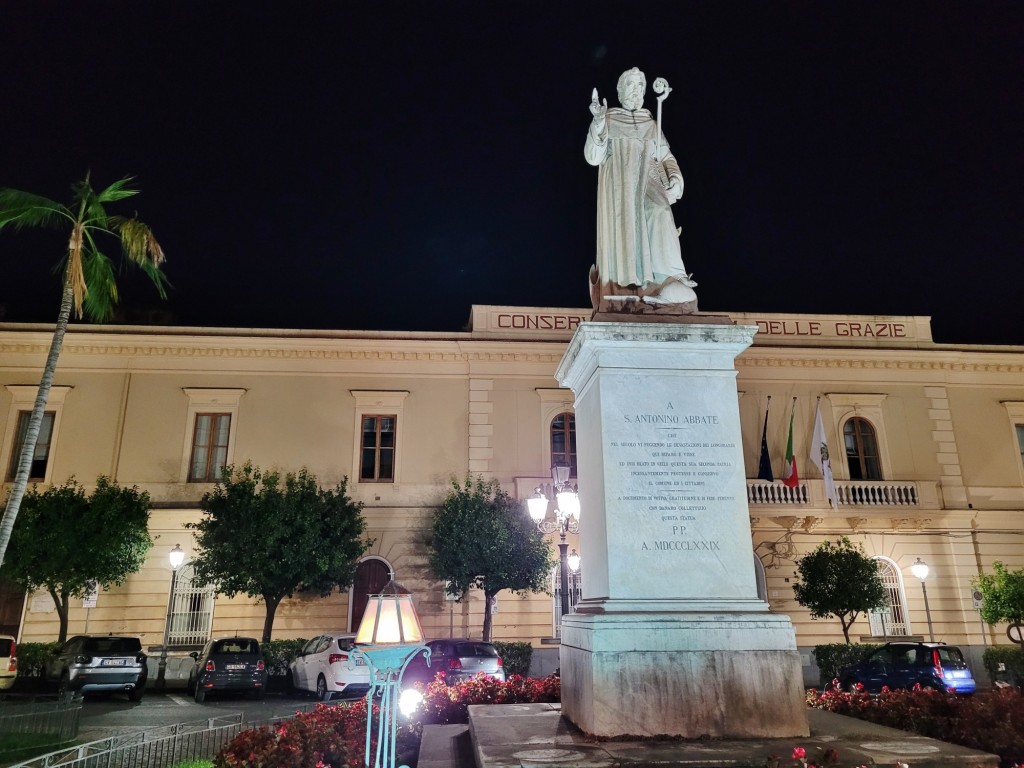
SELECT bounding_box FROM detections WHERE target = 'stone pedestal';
[555,322,808,739]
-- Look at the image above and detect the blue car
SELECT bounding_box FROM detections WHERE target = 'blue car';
[838,642,975,694]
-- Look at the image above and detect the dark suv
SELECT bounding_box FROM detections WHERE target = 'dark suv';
[838,642,976,694]
[46,635,147,700]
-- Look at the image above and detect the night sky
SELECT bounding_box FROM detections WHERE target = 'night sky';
[2,2,1021,344]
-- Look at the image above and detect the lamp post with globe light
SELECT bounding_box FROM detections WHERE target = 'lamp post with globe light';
[157,544,186,689]
[527,465,580,619]
[910,557,935,642]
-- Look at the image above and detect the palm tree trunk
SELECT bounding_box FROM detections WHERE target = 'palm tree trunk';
[0,274,75,568]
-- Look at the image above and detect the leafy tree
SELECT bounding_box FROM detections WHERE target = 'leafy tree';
[187,463,371,642]
[427,476,554,641]
[973,561,1024,629]
[0,176,167,568]
[0,477,153,643]
[792,537,888,643]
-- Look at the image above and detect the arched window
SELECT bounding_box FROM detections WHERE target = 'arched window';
[844,417,882,480]
[349,557,392,633]
[550,412,577,477]
[868,557,909,637]
[168,563,216,646]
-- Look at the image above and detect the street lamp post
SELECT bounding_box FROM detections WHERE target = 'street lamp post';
[910,557,935,643]
[156,544,186,689]
[527,465,580,618]
[351,576,429,768]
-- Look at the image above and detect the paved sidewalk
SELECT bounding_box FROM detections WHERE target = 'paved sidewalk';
[420,702,1000,768]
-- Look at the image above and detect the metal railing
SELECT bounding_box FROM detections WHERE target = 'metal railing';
[0,696,83,746]
[7,701,331,768]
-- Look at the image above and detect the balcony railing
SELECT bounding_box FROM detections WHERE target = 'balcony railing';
[747,479,930,507]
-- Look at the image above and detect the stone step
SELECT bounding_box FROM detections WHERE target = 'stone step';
[419,723,474,768]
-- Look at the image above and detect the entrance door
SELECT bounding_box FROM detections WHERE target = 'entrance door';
[350,559,390,633]
[0,576,25,636]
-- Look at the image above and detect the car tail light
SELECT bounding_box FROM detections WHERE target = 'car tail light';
[448,658,463,670]
[932,650,944,678]
[136,654,147,664]
[256,660,265,671]
[328,653,348,665]
[74,655,92,665]
[496,657,503,668]
[205,660,216,672]
[7,641,15,672]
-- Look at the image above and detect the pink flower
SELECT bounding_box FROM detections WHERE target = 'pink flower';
[792,746,806,759]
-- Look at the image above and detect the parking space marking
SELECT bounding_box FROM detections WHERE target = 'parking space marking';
[167,694,192,706]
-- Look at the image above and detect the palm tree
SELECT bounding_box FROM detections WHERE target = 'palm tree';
[0,175,167,567]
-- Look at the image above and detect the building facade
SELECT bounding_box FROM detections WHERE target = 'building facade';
[2,305,1023,682]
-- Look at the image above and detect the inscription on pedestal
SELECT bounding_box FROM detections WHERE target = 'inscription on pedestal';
[609,401,743,557]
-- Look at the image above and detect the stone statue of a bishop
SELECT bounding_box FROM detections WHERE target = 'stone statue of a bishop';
[585,67,697,312]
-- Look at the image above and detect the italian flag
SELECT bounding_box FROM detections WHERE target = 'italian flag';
[782,406,799,487]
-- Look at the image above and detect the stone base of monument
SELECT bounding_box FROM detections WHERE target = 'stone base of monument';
[560,609,809,738]
[554,321,810,741]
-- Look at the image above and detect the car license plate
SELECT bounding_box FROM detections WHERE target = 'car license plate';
[355,659,366,666]
[950,670,965,678]
[226,664,246,670]
[102,659,128,666]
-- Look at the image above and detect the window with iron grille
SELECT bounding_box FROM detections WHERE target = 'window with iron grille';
[868,557,909,637]
[7,411,55,482]
[188,413,231,483]
[167,563,216,646]
[360,415,396,482]
[550,412,577,478]
[844,417,882,480]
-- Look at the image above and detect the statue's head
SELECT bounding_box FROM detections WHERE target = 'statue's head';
[617,67,646,111]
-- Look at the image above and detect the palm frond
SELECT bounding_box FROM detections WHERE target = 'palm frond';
[80,250,118,322]
[0,189,70,231]
[118,218,166,269]
[95,176,140,203]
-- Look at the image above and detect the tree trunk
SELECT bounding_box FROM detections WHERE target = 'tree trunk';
[841,616,852,643]
[51,587,70,644]
[262,594,282,643]
[0,271,75,568]
[482,589,495,641]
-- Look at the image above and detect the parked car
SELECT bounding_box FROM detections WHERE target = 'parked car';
[402,639,505,688]
[45,635,147,700]
[0,635,16,691]
[288,633,370,700]
[188,636,267,703]
[838,641,976,694]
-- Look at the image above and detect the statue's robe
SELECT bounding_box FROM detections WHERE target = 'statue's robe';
[585,107,690,296]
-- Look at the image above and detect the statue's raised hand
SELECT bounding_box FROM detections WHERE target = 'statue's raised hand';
[590,88,608,123]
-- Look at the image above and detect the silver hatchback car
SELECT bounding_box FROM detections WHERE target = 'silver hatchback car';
[402,639,505,688]
[46,635,147,700]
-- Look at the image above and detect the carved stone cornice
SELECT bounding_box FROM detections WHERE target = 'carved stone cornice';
[800,516,824,533]
[846,517,869,532]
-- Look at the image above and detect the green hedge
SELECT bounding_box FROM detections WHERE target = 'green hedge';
[11,642,59,677]
[813,643,880,688]
[982,645,1024,687]
[261,638,307,677]
[492,641,532,677]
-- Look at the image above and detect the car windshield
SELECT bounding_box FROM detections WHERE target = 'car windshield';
[83,637,141,655]
[455,642,498,658]
[212,639,260,654]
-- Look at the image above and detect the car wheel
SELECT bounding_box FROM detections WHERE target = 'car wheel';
[316,675,332,702]
[186,674,195,695]
[194,686,206,704]
[841,678,858,693]
[287,670,297,695]
[58,672,71,699]
[128,683,144,702]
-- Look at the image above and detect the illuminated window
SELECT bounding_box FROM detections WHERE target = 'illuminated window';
[6,411,55,482]
[188,413,231,482]
[868,557,909,637]
[360,415,396,482]
[550,412,577,477]
[844,417,882,480]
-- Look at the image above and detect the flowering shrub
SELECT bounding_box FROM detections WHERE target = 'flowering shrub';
[807,682,1024,767]
[416,672,560,724]
[213,673,561,768]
